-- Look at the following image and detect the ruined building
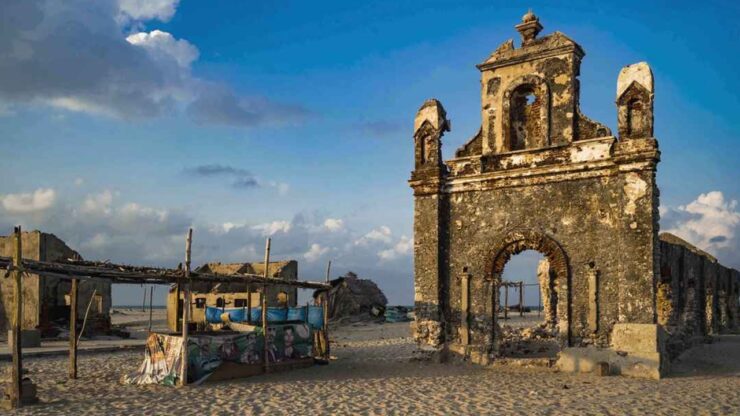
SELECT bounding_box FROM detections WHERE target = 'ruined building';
[0,231,112,335]
[409,12,739,379]
[166,260,298,331]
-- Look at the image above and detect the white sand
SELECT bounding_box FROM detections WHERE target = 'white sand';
[5,322,740,415]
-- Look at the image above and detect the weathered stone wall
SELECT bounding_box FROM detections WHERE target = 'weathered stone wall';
[0,231,112,333]
[658,233,739,359]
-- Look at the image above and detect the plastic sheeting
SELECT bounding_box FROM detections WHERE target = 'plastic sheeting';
[205,306,324,329]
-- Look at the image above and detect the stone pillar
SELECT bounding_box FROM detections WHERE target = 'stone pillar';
[409,99,450,350]
[537,258,555,325]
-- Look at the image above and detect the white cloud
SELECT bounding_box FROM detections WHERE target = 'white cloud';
[126,30,199,68]
[378,235,413,261]
[324,218,344,232]
[118,0,180,22]
[0,0,309,127]
[74,178,85,187]
[0,188,56,213]
[304,243,329,263]
[81,190,114,215]
[662,191,740,252]
[252,220,292,236]
[355,225,392,245]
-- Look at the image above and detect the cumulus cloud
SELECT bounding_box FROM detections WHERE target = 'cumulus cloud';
[126,30,199,68]
[252,220,292,237]
[323,218,344,232]
[0,188,56,213]
[661,191,740,268]
[0,0,309,127]
[378,235,413,261]
[355,225,392,245]
[0,189,414,303]
[118,0,179,22]
[304,243,329,263]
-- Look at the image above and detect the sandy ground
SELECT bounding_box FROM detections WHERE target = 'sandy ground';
[3,322,740,415]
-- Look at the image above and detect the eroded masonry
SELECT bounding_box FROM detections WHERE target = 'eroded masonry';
[409,12,739,379]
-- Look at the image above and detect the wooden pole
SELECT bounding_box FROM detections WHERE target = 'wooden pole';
[262,238,271,373]
[246,283,252,324]
[9,226,23,408]
[180,228,192,387]
[322,291,330,359]
[69,278,78,379]
[148,286,154,332]
[325,261,331,283]
[142,285,146,312]
[519,282,524,317]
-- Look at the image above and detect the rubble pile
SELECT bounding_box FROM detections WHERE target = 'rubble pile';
[498,323,558,357]
[321,272,388,323]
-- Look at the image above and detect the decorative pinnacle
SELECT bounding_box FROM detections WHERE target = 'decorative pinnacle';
[515,9,543,46]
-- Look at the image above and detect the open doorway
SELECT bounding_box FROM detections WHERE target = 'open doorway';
[498,250,559,358]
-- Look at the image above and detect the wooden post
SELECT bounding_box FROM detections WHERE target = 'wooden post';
[180,228,192,387]
[175,283,181,332]
[148,286,154,332]
[322,291,330,359]
[246,283,252,324]
[9,226,23,408]
[538,282,542,317]
[69,278,78,379]
[142,285,146,312]
[504,284,509,320]
[519,282,524,317]
[325,260,331,283]
[262,238,271,373]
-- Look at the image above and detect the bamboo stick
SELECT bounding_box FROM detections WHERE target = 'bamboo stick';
[77,289,97,345]
[180,228,192,387]
[148,286,154,332]
[10,226,23,409]
[69,278,78,379]
[262,238,271,373]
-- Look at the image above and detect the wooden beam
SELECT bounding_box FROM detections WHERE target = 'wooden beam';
[69,278,78,379]
[503,285,508,320]
[0,256,330,289]
[9,226,23,409]
[262,238,271,373]
[322,291,330,359]
[180,228,192,387]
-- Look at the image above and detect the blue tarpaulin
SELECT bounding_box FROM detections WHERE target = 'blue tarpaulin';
[205,306,324,329]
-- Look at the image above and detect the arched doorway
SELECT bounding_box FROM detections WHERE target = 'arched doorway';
[486,229,571,356]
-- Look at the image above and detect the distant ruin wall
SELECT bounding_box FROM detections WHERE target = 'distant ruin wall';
[658,233,739,359]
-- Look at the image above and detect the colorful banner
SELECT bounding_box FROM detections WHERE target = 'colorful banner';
[122,323,313,385]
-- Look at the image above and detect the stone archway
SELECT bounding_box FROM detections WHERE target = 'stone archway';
[486,229,571,348]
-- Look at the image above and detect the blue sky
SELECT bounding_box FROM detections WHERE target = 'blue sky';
[1,0,738,306]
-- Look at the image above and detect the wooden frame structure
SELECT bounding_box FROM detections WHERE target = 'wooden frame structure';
[0,226,331,409]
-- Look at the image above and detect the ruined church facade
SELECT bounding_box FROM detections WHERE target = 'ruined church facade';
[409,12,738,379]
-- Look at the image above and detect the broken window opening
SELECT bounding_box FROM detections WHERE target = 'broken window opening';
[509,85,543,151]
